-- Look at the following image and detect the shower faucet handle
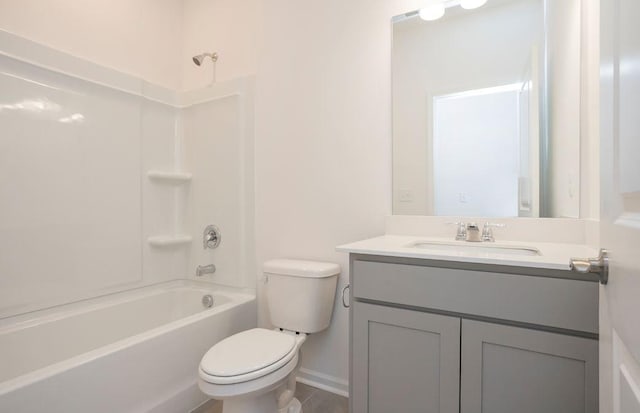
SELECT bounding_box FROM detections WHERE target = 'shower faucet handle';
[203,225,221,249]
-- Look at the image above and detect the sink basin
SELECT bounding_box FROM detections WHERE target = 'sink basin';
[408,241,541,256]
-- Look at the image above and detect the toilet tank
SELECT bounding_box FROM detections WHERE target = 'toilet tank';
[264,259,340,334]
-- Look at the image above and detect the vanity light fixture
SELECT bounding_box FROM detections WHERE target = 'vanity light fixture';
[419,2,446,21]
[460,0,488,10]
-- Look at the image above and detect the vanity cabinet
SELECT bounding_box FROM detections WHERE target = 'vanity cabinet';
[352,302,460,413]
[460,319,597,413]
[349,255,599,413]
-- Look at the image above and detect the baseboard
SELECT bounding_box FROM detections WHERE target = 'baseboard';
[297,368,349,398]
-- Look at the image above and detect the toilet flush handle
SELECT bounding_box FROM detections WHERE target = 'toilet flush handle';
[341,284,350,308]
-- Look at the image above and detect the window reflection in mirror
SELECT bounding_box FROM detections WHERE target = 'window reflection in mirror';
[433,83,532,217]
[392,0,581,218]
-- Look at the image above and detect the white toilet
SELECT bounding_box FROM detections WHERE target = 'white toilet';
[198,259,340,413]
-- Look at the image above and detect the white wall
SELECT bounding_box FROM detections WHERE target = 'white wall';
[0,0,262,92]
[0,0,183,90]
[181,0,260,90]
[254,0,428,392]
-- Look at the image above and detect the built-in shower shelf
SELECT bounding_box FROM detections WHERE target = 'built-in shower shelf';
[147,170,192,185]
[147,235,193,247]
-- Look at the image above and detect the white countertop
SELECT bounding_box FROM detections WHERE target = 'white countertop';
[336,235,599,271]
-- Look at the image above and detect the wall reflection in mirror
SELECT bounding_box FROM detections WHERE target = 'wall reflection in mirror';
[392,0,581,218]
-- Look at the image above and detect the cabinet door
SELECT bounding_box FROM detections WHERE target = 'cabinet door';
[352,302,460,413]
[461,319,598,413]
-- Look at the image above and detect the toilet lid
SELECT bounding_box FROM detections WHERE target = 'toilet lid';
[200,328,296,378]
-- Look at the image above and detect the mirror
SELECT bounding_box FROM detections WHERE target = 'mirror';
[392,0,581,218]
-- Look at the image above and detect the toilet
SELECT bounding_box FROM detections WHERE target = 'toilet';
[198,259,340,413]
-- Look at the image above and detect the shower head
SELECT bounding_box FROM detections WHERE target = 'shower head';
[192,52,218,66]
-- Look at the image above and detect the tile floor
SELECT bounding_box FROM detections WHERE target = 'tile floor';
[193,382,348,413]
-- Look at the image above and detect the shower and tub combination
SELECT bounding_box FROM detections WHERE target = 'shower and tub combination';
[0,31,255,412]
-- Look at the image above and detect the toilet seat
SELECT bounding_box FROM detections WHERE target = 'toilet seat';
[200,328,298,385]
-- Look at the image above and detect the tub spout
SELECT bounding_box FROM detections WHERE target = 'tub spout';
[196,264,216,277]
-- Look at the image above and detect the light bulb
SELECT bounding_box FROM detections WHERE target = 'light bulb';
[419,3,446,21]
[460,0,488,9]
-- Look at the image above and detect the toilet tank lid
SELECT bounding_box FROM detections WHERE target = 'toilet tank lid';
[263,259,341,278]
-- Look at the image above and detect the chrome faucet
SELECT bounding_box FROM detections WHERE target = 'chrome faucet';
[449,221,504,242]
[465,222,481,242]
[196,264,216,277]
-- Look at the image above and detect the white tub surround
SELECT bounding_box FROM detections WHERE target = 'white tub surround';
[0,30,256,318]
[0,281,256,413]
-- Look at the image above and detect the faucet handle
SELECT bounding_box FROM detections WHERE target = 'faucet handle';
[203,225,221,249]
[446,221,467,241]
[482,222,505,242]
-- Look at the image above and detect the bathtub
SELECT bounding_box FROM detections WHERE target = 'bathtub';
[0,280,256,413]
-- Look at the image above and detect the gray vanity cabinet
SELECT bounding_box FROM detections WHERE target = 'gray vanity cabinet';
[349,255,599,413]
[352,301,460,413]
[461,319,598,413]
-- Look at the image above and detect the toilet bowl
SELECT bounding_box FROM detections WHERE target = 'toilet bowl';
[199,328,306,413]
[198,259,340,413]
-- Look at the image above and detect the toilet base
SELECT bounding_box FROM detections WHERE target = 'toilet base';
[221,391,277,413]
[220,395,302,413]
[279,397,302,413]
